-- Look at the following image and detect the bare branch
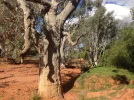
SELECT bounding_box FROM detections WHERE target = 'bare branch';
[66,32,88,46]
[57,0,81,26]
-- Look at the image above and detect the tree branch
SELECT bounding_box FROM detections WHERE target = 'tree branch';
[57,0,81,26]
[17,0,31,57]
[66,32,88,46]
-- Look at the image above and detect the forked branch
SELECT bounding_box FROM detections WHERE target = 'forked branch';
[66,32,88,46]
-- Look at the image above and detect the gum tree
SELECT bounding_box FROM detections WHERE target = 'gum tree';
[15,0,81,99]
[67,0,118,67]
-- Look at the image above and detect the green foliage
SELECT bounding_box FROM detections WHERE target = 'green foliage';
[4,34,23,63]
[100,27,134,71]
[71,0,118,66]
[127,84,134,89]
[78,51,88,60]
[67,49,88,61]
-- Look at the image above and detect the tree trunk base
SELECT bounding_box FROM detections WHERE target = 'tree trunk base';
[38,67,63,99]
[38,83,63,99]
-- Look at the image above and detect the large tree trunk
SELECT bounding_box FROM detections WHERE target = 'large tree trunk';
[38,33,63,99]
[16,0,80,99]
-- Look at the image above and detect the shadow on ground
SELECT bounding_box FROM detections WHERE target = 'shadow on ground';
[63,74,80,93]
[112,74,129,85]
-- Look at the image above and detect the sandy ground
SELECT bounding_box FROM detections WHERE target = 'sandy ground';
[0,63,134,100]
[0,63,81,100]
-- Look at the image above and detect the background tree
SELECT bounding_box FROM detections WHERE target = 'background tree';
[67,0,118,67]
[0,0,24,62]
[85,7,117,66]
[130,7,134,21]
[130,7,134,28]
[61,0,93,62]
[100,7,134,72]
[100,26,134,72]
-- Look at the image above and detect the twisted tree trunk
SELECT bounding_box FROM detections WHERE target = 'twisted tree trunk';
[38,33,62,99]
[17,0,80,99]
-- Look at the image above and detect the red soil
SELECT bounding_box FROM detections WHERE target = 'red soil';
[0,63,134,100]
[0,63,80,100]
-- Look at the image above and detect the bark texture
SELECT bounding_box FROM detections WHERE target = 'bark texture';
[60,36,67,62]
[38,1,62,98]
[17,0,32,63]
[17,0,81,99]
[38,33,62,98]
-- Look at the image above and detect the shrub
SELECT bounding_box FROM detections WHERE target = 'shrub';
[100,27,134,72]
